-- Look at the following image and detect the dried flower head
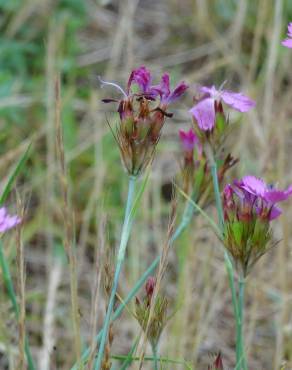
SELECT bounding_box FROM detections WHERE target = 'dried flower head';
[101,66,188,176]
[282,22,292,48]
[223,176,292,276]
[0,207,21,233]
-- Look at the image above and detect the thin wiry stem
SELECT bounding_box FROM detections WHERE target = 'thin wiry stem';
[94,175,137,370]
[151,344,159,370]
[238,278,248,370]
[205,142,244,369]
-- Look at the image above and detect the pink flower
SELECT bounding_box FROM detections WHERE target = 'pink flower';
[234,175,292,221]
[179,128,199,152]
[282,22,292,48]
[127,65,157,97]
[189,85,256,131]
[152,73,189,105]
[0,207,21,233]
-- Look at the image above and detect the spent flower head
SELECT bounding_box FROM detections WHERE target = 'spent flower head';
[223,176,292,276]
[101,66,188,176]
[0,207,21,234]
[282,22,292,48]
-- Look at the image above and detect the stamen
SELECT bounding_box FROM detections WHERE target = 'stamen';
[219,80,227,91]
[98,76,128,99]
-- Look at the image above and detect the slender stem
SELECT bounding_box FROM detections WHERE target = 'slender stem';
[94,176,136,370]
[151,343,159,370]
[71,197,195,370]
[205,143,242,369]
[238,278,248,370]
[0,242,36,370]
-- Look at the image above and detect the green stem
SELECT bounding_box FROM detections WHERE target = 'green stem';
[71,197,195,370]
[205,144,242,369]
[94,176,136,370]
[238,278,247,370]
[151,343,159,370]
[0,242,36,370]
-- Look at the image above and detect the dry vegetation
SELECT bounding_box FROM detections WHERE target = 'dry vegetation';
[0,0,292,369]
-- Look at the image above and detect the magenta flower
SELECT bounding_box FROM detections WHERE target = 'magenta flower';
[282,22,292,48]
[0,207,21,233]
[126,66,188,105]
[100,66,188,175]
[235,175,292,220]
[189,85,256,131]
[223,176,292,275]
[127,65,157,97]
[152,73,188,105]
[179,128,199,152]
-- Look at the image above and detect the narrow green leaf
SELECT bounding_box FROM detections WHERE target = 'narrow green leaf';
[175,184,222,238]
[0,143,31,205]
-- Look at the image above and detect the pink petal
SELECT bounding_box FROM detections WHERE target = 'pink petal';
[189,98,215,131]
[199,85,218,98]
[264,190,289,203]
[287,22,292,37]
[167,81,188,103]
[282,39,292,48]
[269,205,282,220]
[240,176,267,197]
[179,128,198,151]
[221,90,256,112]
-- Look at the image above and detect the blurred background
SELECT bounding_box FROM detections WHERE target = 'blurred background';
[0,0,292,369]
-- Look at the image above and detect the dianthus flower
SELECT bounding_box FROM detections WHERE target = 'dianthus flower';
[189,85,255,131]
[223,176,292,275]
[282,22,292,48]
[101,66,188,176]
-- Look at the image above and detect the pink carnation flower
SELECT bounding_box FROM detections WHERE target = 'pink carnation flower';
[233,175,292,221]
[189,85,256,131]
[282,22,292,48]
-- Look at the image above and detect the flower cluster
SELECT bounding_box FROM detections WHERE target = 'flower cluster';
[282,22,292,48]
[0,207,21,233]
[135,276,168,348]
[223,176,292,276]
[178,127,238,200]
[102,66,188,176]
